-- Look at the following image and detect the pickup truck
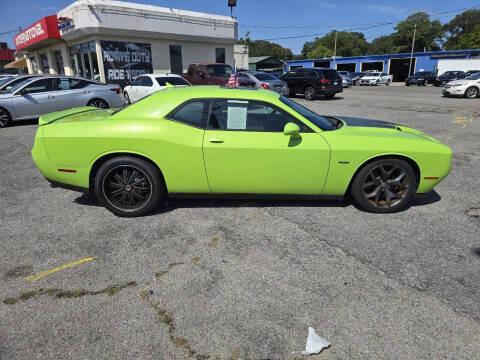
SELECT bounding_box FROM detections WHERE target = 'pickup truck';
[358,71,393,86]
[183,63,233,85]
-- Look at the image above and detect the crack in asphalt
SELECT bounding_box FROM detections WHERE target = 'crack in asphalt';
[2,281,138,305]
[139,289,210,360]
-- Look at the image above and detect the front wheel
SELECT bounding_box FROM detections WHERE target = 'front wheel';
[124,92,131,106]
[94,157,163,217]
[350,158,417,213]
[304,86,316,101]
[465,86,479,99]
[386,80,391,86]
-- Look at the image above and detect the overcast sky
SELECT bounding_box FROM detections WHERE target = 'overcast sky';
[2,0,479,53]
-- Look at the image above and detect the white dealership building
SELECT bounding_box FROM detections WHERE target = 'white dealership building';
[15,0,237,86]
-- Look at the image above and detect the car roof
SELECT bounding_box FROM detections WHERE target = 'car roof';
[139,73,184,79]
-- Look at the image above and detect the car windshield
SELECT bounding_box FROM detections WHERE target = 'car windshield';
[366,72,380,76]
[466,72,480,80]
[156,77,190,86]
[207,65,233,76]
[0,77,14,87]
[5,78,35,93]
[413,72,430,76]
[253,73,277,81]
[280,96,338,131]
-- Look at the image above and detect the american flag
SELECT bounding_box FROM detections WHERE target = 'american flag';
[226,64,238,87]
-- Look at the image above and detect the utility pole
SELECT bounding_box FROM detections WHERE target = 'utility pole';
[408,23,417,77]
[333,30,338,68]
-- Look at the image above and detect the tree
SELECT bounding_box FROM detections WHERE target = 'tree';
[369,35,397,55]
[443,9,480,49]
[238,39,294,60]
[392,12,443,52]
[302,31,370,58]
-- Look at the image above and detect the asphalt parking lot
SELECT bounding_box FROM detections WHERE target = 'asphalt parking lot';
[1,85,479,359]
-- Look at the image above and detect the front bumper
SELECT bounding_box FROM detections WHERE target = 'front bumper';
[442,86,466,97]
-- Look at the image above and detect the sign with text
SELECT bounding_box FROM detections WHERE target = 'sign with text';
[14,15,61,51]
[101,41,153,87]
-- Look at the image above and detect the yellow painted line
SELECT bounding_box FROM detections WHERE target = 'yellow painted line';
[25,257,96,282]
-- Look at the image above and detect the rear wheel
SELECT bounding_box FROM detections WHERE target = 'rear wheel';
[124,92,131,106]
[351,158,417,213]
[465,86,479,99]
[0,107,11,128]
[94,157,163,217]
[304,86,316,101]
[88,98,109,109]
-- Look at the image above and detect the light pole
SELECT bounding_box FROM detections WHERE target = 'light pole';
[333,30,338,69]
[228,0,237,17]
[408,23,417,77]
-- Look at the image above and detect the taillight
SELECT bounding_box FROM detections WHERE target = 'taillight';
[319,78,331,85]
[260,83,270,89]
[110,88,121,94]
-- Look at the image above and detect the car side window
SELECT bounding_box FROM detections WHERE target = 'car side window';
[168,100,210,128]
[208,99,311,133]
[22,79,53,94]
[306,70,318,78]
[143,77,153,87]
[132,77,143,86]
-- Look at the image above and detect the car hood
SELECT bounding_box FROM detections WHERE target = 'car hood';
[446,79,470,86]
[0,92,14,99]
[360,76,378,80]
[39,106,116,126]
[334,116,441,143]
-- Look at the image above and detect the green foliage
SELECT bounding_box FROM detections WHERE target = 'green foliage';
[369,35,397,55]
[392,12,443,52]
[302,31,369,58]
[238,39,294,60]
[443,10,480,50]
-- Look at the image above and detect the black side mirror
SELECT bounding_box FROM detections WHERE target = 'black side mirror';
[18,89,28,96]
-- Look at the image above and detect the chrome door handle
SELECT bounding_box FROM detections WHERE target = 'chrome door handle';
[83,90,90,94]
[48,95,55,99]
[209,138,224,143]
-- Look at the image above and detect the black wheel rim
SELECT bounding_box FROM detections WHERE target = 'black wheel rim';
[90,100,108,109]
[362,164,410,209]
[102,165,153,212]
[0,109,9,127]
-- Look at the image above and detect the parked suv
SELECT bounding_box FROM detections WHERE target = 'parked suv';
[281,68,343,100]
[405,71,436,86]
[183,63,233,85]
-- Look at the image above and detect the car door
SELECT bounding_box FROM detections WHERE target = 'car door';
[202,99,331,194]
[51,78,86,108]
[137,76,154,100]
[129,77,144,102]
[12,78,56,119]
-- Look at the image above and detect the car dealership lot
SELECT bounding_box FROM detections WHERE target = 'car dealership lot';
[1,86,479,359]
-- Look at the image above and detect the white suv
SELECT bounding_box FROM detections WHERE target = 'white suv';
[123,73,190,104]
[442,72,480,99]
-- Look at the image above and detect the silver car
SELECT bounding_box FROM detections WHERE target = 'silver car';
[238,71,289,95]
[0,75,124,127]
[0,75,39,92]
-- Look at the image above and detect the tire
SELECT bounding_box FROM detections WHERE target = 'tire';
[0,107,11,128]
[465,86,479,99]
[94,156,163,217]
[304,86,316,101]
[375,80,380,86]
[87,98,109,109]
[124,92,131,106]
[288,89,296,98]
[350,158,417,213]
[405,81,410,86]
[386,80,391,86]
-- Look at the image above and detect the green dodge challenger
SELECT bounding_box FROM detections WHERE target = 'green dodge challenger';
[32,86,452,217]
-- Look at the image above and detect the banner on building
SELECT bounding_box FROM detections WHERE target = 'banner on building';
[101,41,153,86]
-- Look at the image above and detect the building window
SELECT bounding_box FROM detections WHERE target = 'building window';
[40,54,49,74]
[30,57,38,73]
[215,48,226,63]
[54,51,64,75]
[69,41,99,80]
[169,45,183,74]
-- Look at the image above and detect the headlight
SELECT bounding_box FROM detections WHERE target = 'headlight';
[452,84,463,87]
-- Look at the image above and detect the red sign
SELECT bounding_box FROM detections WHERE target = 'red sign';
[14,15,61,51]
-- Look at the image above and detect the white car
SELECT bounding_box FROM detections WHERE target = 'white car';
[359,72,393,86]
[123,73,190,104]
[442,71,480,99]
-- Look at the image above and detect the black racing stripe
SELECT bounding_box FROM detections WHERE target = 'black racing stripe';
[337,117,398,129]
